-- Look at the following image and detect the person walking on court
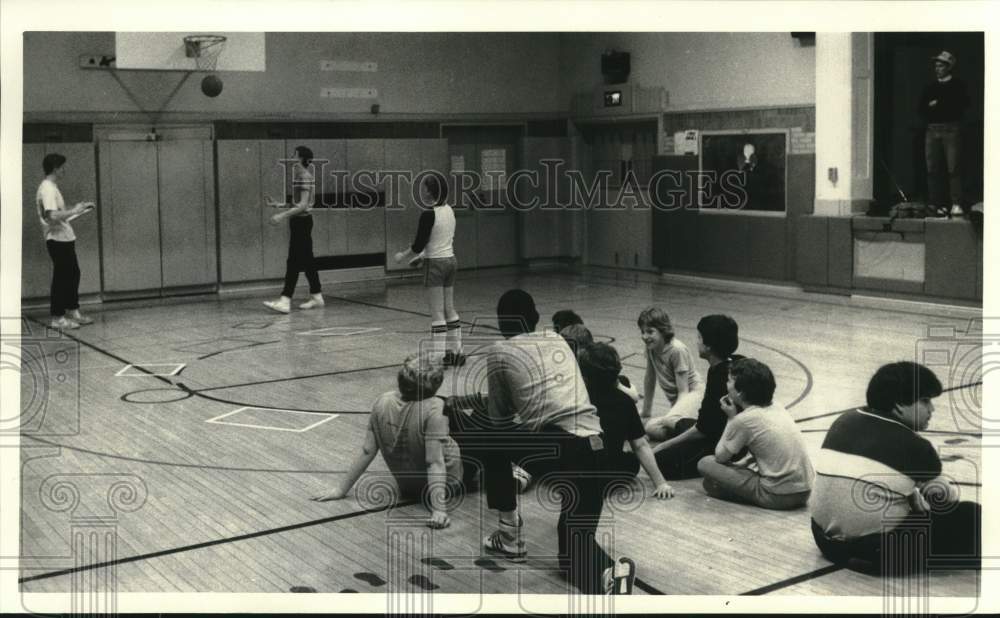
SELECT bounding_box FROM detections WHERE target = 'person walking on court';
[394,172,463,366]
[36,153,96,330]
[264,146,323,314]
[919,50,970,216]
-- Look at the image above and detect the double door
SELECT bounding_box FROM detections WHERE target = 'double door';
[98,130,216,294]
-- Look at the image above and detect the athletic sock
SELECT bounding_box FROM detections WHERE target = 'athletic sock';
[446,318,462,354]
[431,321,447,360]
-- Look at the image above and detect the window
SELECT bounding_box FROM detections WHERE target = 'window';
[699,130,788,213]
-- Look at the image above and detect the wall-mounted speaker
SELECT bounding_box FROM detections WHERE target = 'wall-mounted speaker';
[791,32,816,46]
[601,50,631,85]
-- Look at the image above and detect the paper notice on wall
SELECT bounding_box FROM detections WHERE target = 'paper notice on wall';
[481,149,506,191]
[674,130,700,155]
[450,155,465,173]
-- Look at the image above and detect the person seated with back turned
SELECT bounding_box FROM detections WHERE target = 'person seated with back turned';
[810,361,981,572]
[578,342,674,499]
[312,353,459,530]
[652,315,743,479]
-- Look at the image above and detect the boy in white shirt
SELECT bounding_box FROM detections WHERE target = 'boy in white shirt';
[36,153,96,330]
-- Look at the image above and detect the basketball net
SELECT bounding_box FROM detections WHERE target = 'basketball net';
[183,35,227,72]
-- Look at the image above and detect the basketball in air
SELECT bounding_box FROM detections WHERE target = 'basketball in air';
[201,75,224,97]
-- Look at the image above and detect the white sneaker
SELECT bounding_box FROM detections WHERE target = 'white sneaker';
[603,557,636,595]
[263,296,291,314]
[50,316,80,330]
[483,517,526,562]
[950,204,964,216]
[68,311,93,325]
[512,464,532,493]
[299,294,324,310]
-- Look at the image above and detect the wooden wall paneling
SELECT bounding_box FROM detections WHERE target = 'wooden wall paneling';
[746,216,788,281]
[99,141,161,292]
[345,139,386,255]
[260,140,291,279]
[217,140,264,282]
[383,139,422,272]
[157,140,216,288]
[22,143,50,299]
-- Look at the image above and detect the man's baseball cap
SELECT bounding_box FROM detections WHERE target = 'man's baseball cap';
[932,50,956,67]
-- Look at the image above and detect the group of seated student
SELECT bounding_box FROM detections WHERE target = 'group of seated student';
[313,290,981,595]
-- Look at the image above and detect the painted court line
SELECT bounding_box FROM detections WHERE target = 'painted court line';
[115,363,186,377]
[206,406,338,433]
[297,326,382,337]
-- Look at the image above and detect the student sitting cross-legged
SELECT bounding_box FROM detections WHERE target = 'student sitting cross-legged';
[312,353,460,529]
[697,358,814,510]
[810,361,981,572]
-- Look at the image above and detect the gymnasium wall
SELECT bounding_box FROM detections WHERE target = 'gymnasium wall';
[23,32,563,118]
[557,32,815,111]
[557,32,816,281]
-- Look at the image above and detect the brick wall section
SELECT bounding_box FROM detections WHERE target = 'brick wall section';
[658,106,816,155]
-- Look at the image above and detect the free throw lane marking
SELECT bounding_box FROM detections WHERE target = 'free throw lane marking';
[297,326,382,337]
[115,363,186,377]
[205,406,338,433]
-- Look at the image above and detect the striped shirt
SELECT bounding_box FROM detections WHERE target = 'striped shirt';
[810,408,941,540]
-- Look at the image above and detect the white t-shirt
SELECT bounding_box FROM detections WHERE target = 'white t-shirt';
[36,178,75,242]
[717,402,815,495]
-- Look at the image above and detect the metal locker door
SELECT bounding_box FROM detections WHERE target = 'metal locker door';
[99,141,162,293]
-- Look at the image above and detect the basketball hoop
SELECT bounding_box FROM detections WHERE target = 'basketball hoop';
[183,34,227,71]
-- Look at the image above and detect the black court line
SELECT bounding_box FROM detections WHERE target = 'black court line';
[793,381,983,425]
[739,564,845,595]
[324,293,502,334]
[18,499,418,584]
[176,382,373,415]
[21,433,360,473]
[180,362,400,393]
[633,576,665,595]
[556,270,982,321]
[24,316,177,387]
[197,339,281,360]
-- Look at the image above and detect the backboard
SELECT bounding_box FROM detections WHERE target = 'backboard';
[115,32,266,72]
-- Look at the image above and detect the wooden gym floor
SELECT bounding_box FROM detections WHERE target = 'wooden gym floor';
[17,267,982,598]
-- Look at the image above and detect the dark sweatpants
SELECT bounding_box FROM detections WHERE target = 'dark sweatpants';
[46,240,81,317]
[443,396,614,594]
[811,501,981,573]
[651,418,716,479]
[281,215,321,298]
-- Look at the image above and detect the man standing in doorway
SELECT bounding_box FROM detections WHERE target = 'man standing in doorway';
[919,50,970,217]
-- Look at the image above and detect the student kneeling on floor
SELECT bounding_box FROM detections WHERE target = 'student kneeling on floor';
[697,358,814,510]
[810,361,981,572]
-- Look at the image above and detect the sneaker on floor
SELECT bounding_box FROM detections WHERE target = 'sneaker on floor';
[50,316,79,330]
[512,464,532,493]
[299,293,324,310]
[603,557,636,595]
[483,518,526,562]
[68,311,93,325]
[950,204,965,217]
[263,297,291,314]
